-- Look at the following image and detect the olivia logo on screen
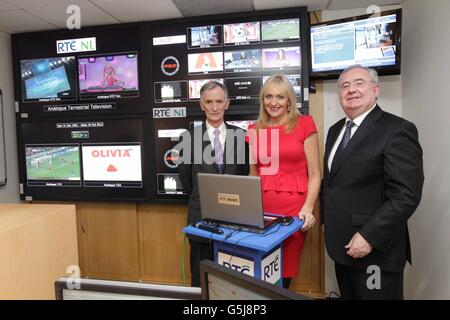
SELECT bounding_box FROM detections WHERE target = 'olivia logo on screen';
[82,145,142,182]
[92,149,132,158]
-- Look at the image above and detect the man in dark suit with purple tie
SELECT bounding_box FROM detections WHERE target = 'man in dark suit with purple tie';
[321,65,424,299]
[177,81,249,287]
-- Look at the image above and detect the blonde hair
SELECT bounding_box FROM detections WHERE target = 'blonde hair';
[256,74,299,132]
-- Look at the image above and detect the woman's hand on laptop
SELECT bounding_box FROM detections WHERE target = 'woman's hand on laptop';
[298,210,316,231]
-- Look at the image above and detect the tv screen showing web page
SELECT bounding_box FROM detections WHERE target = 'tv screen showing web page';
[310,13,398,73]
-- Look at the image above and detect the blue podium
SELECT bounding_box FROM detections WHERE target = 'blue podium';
[183,218,303,287]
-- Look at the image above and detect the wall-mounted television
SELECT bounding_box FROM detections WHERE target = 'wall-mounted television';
[25,144,81,187]
[187,25,223,49]
[78,52,139,99]
[224,49,261,73]
[263,74,301,97]
[223,22,260,46]
[154,81,188,103]
[262,46,301,70]
[188,52,224,74]
[225,77,261,100]
[81,143,143,188]
[310,9,401,79]
[20,56,77,103]
[151,7,309,112]
[261,18,300,43]
[189,78,224,101]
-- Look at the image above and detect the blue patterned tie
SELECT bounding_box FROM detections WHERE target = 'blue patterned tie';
[214,128,224,173]
[331,120,354,171]
[341,120,355,149]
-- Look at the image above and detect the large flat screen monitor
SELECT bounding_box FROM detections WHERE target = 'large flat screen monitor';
[20,56,77,103]
[261,18,300,43]
[310,9,401,79]
[25,144,81,187]
[78,52,139,99]
[188,25,223,49]
[200,260,310,300]
[223,22,260,46]
[55,277,201,300]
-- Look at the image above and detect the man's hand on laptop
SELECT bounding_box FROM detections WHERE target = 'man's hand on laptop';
[298,210,315,231]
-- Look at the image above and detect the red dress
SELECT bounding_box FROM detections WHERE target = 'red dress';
[246,115,317,277]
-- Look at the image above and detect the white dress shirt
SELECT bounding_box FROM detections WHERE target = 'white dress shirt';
[327,104,377,171]
[205,121,226,150]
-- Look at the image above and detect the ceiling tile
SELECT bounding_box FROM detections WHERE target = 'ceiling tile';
[27,1,119,29]
[0,9,56,33]
[327,0,401,10]
[254,0,329,12]
[3,0,85,9]
[172,0,253,17]
[0,0,19,11]
[92,0,182,22]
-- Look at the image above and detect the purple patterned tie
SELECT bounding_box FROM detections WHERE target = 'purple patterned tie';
[214,128,224,173]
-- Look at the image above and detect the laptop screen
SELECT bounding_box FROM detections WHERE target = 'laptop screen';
[198,173,276,231]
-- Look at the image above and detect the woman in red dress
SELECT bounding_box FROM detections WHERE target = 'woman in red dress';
[246,74,321,289]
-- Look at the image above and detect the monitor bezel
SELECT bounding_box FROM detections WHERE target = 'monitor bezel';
[200,260,311,300]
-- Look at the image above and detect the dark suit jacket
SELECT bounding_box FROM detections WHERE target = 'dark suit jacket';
[321,106,424,272]
[178,123,249,242]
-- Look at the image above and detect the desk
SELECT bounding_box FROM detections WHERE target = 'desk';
[183,218,302,286]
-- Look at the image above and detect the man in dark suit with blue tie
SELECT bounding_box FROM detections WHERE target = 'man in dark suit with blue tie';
[177,81,249,287]
[321,65,424,299]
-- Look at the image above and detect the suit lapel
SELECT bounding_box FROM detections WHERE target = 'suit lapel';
[325,118,345,180]
[222,123,232,173]
[330,106,383,180]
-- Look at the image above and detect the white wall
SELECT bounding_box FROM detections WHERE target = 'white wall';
[319,5,402,297]
[402,0,450,299]
[0,32,19,203]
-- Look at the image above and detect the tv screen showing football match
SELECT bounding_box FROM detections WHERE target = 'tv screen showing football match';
[20,56,77,103]
[188,52,224,74]
[78,52,139,99]
[224,49,261,73]
[82,143,142,188]
[188,25,222,48]
[262,46,301,69]
[154,81,188,103]
[261,18,300,43]
[223,22,260,45]
[25,144,81,187]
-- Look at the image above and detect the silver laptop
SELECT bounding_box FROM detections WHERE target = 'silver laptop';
[197,173,280,233]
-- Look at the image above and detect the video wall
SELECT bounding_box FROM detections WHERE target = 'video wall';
[13,25,144,117]
[151,9,309,113]
[12,7,309,202]
[153,114,257,200]
[19,117,147,201]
